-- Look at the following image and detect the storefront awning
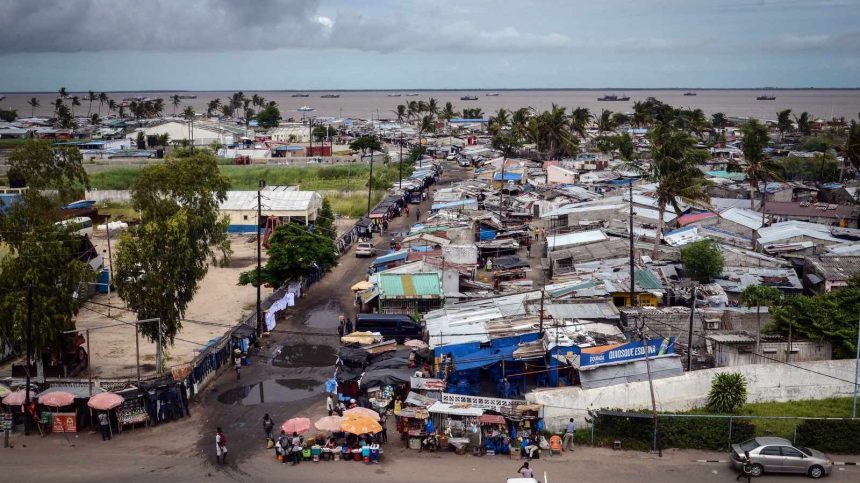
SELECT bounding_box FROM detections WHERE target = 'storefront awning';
[479,414,506,425]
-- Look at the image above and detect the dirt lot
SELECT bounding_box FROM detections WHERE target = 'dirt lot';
[71,232,268,379]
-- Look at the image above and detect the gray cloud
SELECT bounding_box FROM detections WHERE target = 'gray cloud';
[0,0,328,52]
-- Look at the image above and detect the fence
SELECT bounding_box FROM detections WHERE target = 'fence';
[586,410,860,453]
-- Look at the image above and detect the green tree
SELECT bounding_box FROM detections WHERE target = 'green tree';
[171,94,182,116]
[615,132,636,161]
[0,146,94,355]
[680,239,724,283]
[256,105,281,128]
[794,111,812,136]
[739,118,782,227]
[238,223,338,288]
[0,108,17,122]
[27,97,40,118]
[595,109,616,134]
[0,198,94,354]
[315,198,336,240]
[648,124,710,256]
[349,135,383,159]
[570,107,592,138]
[776,109,792,141]
[7,140,89,201]
[113,152,231,346]
[707,372,747,413]
[740,285,783,360]
[312,125,337,141]
[769,275,860,358]
[839,121,860,171]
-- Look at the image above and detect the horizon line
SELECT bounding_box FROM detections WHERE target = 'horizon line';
[3,87,860,94]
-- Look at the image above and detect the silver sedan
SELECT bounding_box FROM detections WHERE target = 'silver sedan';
[730,436,833,478]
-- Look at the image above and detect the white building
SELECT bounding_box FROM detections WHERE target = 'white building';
[268,124,311,143]
[126,121,233,146]
[219,186,323,233]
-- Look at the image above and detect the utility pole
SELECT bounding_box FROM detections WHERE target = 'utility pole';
[687,284,697,371]
[538,289,545,337]
[86,329,92,396]
[498,160,506,224]
[639,314,661,457]
[367,150,374,217]
[24,284,33,436]
[256,180,265,336]
[104,217,113,317]
[629,178,635,308]
[156,318,163,375]
[853,313,860,418]
[135,323,140,383]
[399,130,403,190]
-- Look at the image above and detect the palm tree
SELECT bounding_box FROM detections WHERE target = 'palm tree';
[90,113,101,126]
[58,87,68,99]
[252,94,263,107]
[171,94,182,116]
[98,92,108,115]
[183,106,195,120]
[27,97,40,118]
[569,107,591,138]
[87,90,96,116]
[595,109,616,134]
[418,114,435,147]
[153,98,164,117]
[740,118,783,229]
[648,124,711,257]
[711,112,727,130]
[117,104,126,119]
[794,111,812,136]
[679,108,708,140]
[440,102,457,122]
[511,107,532,140]
[490,108,510,129]
[207,98,222,117]
[107,99,117,116]
[407,100,419,121]
[776,109,792,141]
[537,104,577,158]
[71,96,81,117]
[394,104,407,123]
[427,98,439,120]
[220,104,233,118]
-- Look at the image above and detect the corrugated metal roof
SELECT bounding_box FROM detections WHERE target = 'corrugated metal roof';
[220,190,321,213]
[378,273,442,298]
[719,207,763,230]
[757,221,842,244]
[373,250,409,265]
[542,302,620,320]
[547,229,608,250]
[634,269,663,290]
[709,333,755,344]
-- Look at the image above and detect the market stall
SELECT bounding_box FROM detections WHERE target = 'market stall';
[479,413,510,455]
[396,406,430,450]
[427,401,484,454]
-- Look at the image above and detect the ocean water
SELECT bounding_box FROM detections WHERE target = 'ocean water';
[3,89,860,122]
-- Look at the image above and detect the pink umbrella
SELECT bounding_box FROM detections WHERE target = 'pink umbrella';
[281,417,311,434]
[314,415,344,432]
[2,388,36,406]
[343,407,381,421]
[39,391,76,408]
[87,392,125,411]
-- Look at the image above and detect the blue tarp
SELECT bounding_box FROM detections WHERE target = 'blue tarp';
[493,172,522,181]
[479,226,497,241]
[373,250,408,266]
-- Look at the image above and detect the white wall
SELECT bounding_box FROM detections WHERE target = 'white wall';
[526,359,858,432]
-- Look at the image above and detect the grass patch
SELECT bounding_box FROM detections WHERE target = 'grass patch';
[685,397,855,440]
[88,162,410,192]
[0,139,31,147]
[98,200,139,222]
[327,191,385,218]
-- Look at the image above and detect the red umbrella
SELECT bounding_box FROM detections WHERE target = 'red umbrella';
[2,388,36,406]
[87,392,125,411]
[281,417,311,434]
[39,391,76,408]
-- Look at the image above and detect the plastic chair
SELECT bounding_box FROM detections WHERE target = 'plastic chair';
[549,435,563,456]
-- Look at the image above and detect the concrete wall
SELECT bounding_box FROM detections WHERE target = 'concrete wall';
[86,189,132,203]
[526,359,857,432]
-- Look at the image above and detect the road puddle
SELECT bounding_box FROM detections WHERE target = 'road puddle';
[303,304,341,329]
[272,342,336,367]
[216,378,322,405]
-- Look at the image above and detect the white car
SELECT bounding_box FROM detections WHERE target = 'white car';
[355,242,374,257]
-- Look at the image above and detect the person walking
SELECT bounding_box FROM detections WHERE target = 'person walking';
[562,418,576,451]
[379,413,388,443]
[233,354,241,380]
[735,451,752,482]
[526,238,532,258]
[416,207,421,220]
[326,393,335,416]
[215,427,228,465]
[97,411,111,441]
[517,462,534,478]
[262,414,274,441]
[344,317,353,335]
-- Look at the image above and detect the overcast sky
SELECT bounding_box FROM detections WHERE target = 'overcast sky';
[1,0,859,91]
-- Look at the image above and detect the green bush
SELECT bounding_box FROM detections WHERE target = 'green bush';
[795,419,860,454]
[592,411,755,451]
[707,372,747,413]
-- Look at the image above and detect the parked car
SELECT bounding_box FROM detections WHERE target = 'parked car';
[354,314,422,344]
[355,242,374,257]
[730,437,833,479]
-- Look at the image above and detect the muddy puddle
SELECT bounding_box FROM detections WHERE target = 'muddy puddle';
[272,342,337,367]
[303,304,341,329]
[217,378,322,405]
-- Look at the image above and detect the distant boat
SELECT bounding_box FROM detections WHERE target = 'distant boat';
[460,95,479,101]
[0,95,5,101]
[597,94,630,101]
[387,93,402,97]
[320,94,340,98]
[292,93,310,97]
[756,95,776,101]
[297,106,315,112]
[485,93,500,97]
[177,95,197,99]
[683,92,697,96]
[405,93,420,97]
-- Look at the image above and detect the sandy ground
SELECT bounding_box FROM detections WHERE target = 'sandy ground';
[68,233,267,379]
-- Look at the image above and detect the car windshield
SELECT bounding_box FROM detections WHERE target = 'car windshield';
[797,447,813,456]
[739,439,760,452]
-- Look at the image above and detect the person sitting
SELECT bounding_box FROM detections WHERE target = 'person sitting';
[522,437,539,460]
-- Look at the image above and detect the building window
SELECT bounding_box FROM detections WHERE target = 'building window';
[243,215,248,221]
